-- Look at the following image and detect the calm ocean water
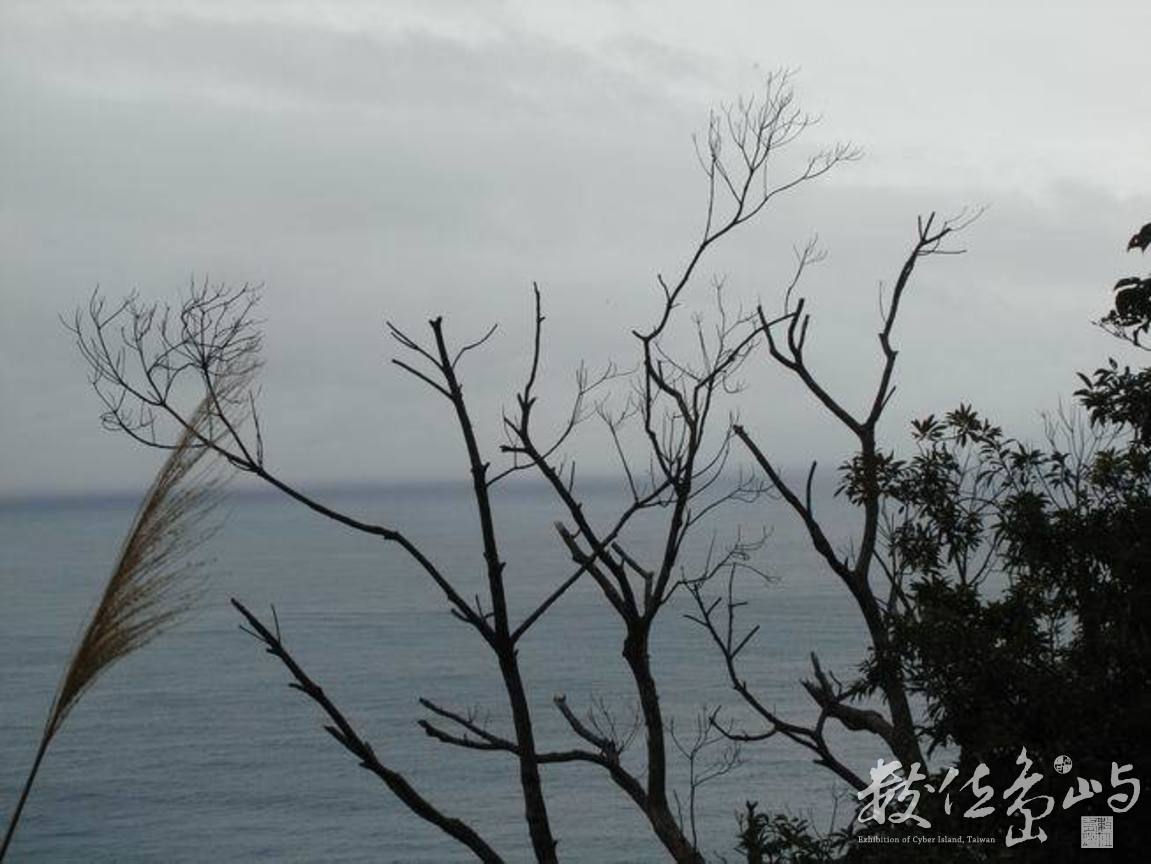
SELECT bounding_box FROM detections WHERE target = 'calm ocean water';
[1,481,879,862]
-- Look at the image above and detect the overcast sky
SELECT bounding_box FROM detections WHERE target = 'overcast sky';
[2,0,1149,497]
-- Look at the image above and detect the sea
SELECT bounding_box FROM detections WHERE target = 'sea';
[0,481,881,862]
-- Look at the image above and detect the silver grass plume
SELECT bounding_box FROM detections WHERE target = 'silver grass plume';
[1,397,229,859]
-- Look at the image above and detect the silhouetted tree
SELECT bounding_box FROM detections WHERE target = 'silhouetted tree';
[689,211,978,791]
[66,68,1148,862]
[69,74,860,863]
[702,221,1151,862]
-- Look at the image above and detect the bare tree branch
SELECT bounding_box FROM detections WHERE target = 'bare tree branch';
[232,600,505,864]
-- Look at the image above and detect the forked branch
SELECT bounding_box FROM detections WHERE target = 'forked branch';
[232,600,505,864]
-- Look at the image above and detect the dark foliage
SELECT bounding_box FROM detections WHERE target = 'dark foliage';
[734,221,1151,863]
[732,804,840,864]
[824,224,1151,861]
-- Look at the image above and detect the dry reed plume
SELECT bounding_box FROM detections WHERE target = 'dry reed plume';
[1,398,227,860]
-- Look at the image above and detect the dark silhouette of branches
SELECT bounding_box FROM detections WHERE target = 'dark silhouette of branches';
[490,71,852,864]
[72,282,563,862]
[684,539,868,792]
[723,211,977,773]
[232,600,505,864]
[70,73,856,862]
[670,711,742,851]
[678,211,979,808]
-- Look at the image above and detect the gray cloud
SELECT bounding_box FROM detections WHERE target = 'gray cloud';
[2,1,1149,495]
